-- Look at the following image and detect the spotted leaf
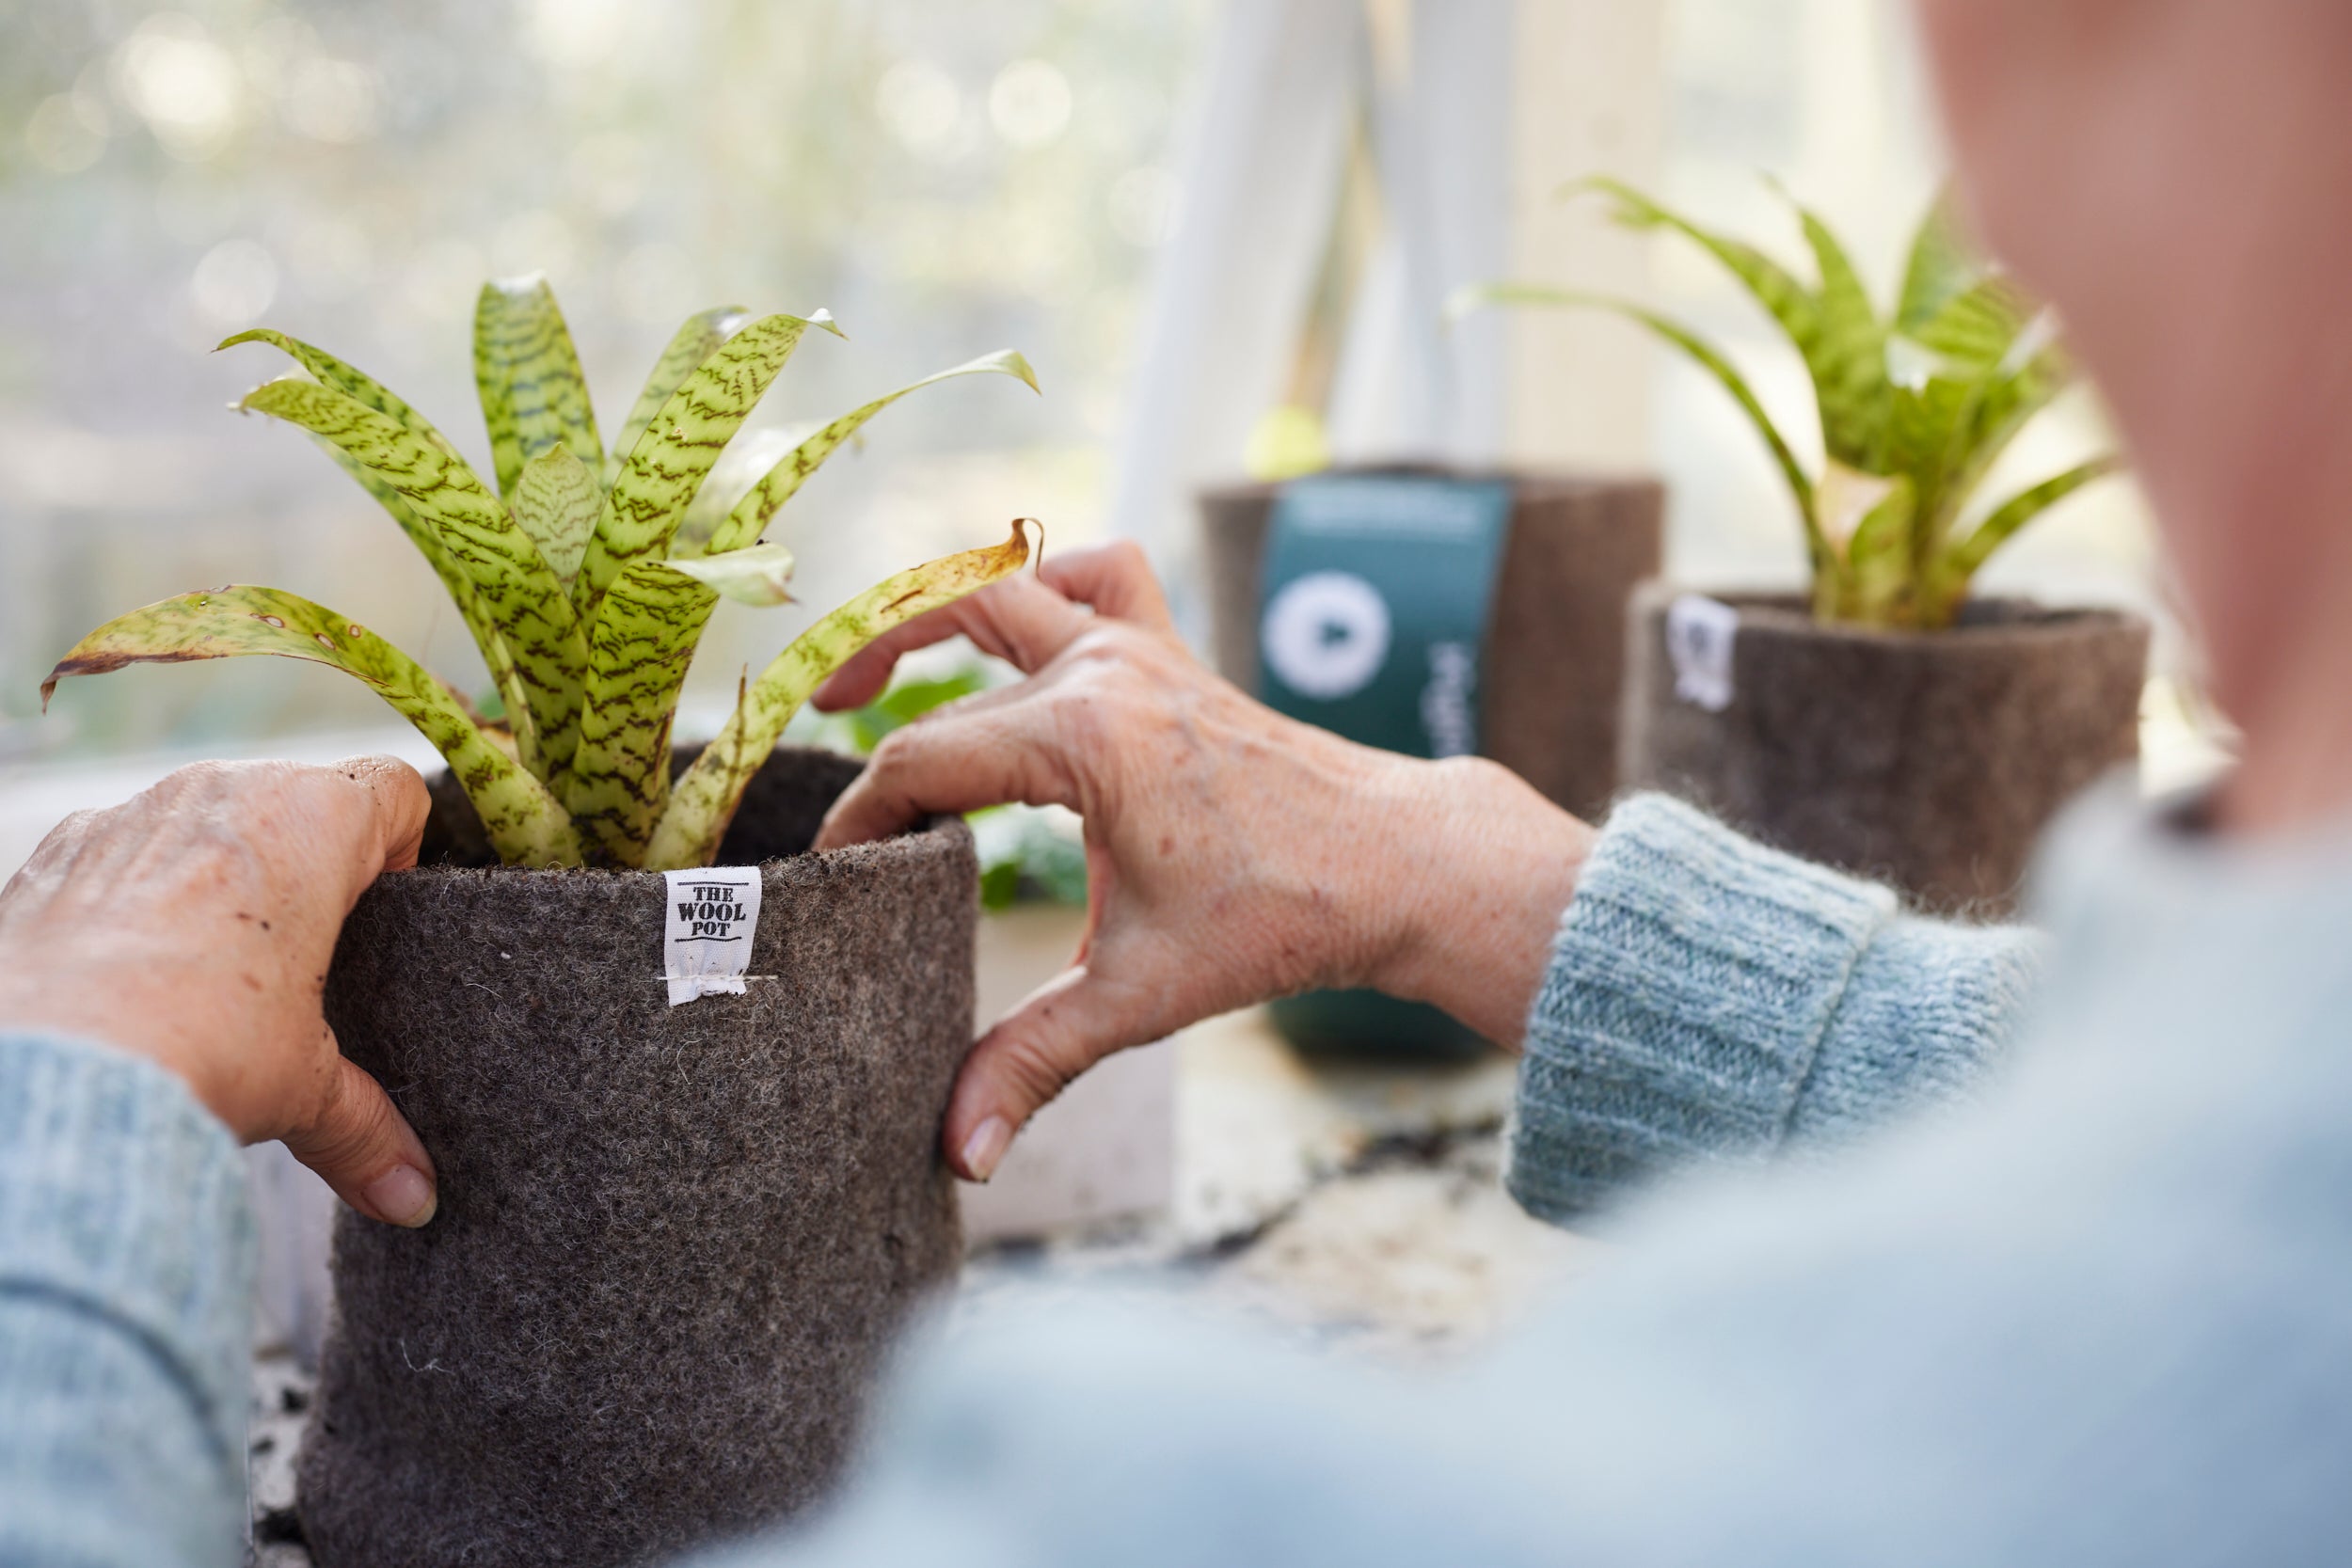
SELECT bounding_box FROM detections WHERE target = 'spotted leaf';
[647,520,1035,869]
[41,585,581,866]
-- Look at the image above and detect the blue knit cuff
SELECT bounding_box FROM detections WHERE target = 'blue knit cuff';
[1786,915,2042,1147]
[0,1031,255,1470]
[1505,795,1899,1225]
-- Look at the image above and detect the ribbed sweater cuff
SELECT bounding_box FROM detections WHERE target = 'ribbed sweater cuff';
[0,1030,255,1466]
[1506,795,1899,1225]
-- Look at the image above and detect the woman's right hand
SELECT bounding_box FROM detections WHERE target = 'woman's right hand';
[813,543,1593,1181]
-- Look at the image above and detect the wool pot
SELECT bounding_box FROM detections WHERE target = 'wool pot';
[298,747,974,1568]
[1200,467,1666,820]
[1622,585,2151,914]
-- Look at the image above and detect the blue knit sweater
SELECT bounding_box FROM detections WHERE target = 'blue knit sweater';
[10,788,2352,1565]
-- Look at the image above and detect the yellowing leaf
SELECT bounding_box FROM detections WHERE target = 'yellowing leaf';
[647,520,1036,869]
[42,585,582,866]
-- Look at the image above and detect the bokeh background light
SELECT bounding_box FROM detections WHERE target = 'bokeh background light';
[0,0,2155,766]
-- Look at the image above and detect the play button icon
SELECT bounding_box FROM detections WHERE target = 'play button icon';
[1262,570,1391,700]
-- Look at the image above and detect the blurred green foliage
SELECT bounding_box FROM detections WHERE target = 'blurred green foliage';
[0,0,1203,755]
[823,662,1085,912]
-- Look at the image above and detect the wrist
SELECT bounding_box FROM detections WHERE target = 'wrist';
[0,966,233,1134]
[1359,757,1594,1047]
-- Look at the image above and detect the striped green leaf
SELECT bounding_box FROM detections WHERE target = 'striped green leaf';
[706,350,1041,557]
[605,307,751,490]
[1571,177,1823,357]
[218,330,546,748]
[1784,194,1892,468]
[512,445,600,586]
[475,277,603,499]
[1936,343,2078,541]
[1933,455,2121,594]
[238,377,588,783]
[1896,194,1978,333]
[41,585,582,866]
[1450,282,1826,577]
[574,310,841,618]
[218,329,466,457]
[1908,277,2035,369]
[1836,473,1919,624]
[564,562,712,865]
[562,542,798,864]
[1886,372,1979,556]
[646,520,1035,870]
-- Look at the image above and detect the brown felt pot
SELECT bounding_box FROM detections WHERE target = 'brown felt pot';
[1200,467,1666,820]
[298,747,974,1568]
[1621,584,2151,914]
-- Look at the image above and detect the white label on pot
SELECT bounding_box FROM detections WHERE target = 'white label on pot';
[662,868,762,1006]
[1666,594,1740,712]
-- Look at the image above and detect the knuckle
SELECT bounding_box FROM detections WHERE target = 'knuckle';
[867,722,930,773]
[990,1031,1079,1115]
[301,1060,398,1168]
[1105,538,1151,578]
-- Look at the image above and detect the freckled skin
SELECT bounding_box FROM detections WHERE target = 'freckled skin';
[813,543,1595,1180]
[0,757,441,1226]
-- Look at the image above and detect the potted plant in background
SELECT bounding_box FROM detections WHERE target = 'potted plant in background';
[42,277,1040,1568]
[1457,181,2147,912]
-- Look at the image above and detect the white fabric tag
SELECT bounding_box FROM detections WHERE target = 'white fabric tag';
[661,868,762,1006]
[1665,594,1740,713]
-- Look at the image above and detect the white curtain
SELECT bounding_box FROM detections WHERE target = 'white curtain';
[1106,0,1518,617]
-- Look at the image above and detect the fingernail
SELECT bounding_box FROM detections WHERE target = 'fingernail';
[362,1164,437,1227]
[959,1117,1011,1182]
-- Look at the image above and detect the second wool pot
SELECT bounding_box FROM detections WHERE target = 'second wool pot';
[299,749,974,1568]
[1622,587,2150,913]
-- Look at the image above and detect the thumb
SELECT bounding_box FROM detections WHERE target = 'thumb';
[946,966,1157,1181]
[280,1042,439,1227]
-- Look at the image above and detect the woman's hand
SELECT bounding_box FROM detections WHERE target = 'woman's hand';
[0,756,440,1226]
[814,543,1595,1180]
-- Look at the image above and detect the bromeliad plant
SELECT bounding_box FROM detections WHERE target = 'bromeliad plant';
[40,278,1039,869]
[1455,180,2120,629]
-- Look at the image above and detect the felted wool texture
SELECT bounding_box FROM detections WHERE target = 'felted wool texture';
[1200,467,1664,819]
[298,747,975,1568]
[1620,585,2151,914]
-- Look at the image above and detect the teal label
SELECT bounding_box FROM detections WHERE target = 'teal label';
[1256,473,1512,758]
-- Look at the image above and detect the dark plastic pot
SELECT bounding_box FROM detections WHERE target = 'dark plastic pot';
[1621,585,2151,914]
[298,748,974,1568]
